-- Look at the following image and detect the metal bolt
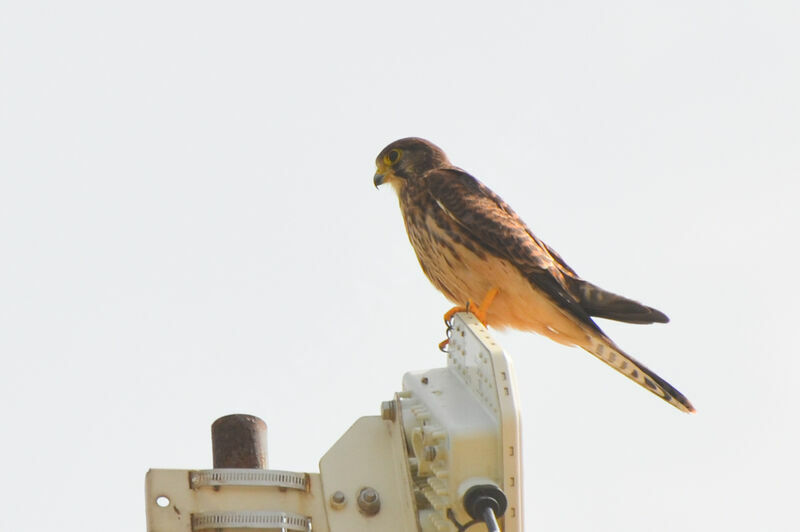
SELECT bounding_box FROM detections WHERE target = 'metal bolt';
[357,487,381,516]
[330,490,347,509]
[381,400,396,421]
[424,445,437,462]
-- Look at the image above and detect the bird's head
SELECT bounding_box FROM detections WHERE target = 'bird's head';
[373,137,450,192]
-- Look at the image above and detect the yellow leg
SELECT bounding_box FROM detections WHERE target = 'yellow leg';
[472,287,499,325]
[442,287,500,326]
[440,288,499,350]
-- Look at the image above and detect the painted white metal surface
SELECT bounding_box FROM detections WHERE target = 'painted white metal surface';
[400,312,523,532]
[450,312,524,530]
[144,312,522,531]
[319,416,419,532]
[145,468,328,532]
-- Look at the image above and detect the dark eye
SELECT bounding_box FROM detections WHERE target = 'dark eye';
[383,148,402,166]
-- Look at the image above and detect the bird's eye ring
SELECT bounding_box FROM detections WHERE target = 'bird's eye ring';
[385,149,402,165]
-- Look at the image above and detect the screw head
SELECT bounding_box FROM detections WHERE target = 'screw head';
[330,490,347,509]
[357,487,381,516]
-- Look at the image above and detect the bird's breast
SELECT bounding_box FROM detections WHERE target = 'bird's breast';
[398,193,588,343]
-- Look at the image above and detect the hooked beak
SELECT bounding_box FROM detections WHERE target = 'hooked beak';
[373,172,386,189]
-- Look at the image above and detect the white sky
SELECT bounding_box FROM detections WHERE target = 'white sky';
[1,2,798,531]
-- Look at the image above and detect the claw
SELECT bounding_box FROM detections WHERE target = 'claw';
[443,304,468,325]
[440,288,499,350]
[443,288,499,326]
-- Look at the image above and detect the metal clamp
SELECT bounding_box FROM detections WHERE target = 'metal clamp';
[192,510,311,531]
[189,468,309,491]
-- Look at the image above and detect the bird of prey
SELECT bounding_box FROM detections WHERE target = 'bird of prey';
[373,137,694,413]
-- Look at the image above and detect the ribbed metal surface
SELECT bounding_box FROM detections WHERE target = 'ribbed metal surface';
[190,468,309,491]
[191,510,310,530]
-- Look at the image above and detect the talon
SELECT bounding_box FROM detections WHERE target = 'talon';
[442,289,499,327]
[443,305,467,325]
[438,338,450,352]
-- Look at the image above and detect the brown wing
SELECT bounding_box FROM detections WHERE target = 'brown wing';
[538,226,669,324]
[424,168,689,411]
[568,278,670,324]
[424,168,601,332]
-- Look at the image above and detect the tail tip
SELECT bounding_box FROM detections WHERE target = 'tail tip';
[652,309,670,324]
[677,397,696,414]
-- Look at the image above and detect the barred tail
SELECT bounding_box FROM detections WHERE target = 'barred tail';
[583,335,695,413]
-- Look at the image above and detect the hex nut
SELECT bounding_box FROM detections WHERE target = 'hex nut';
[357,487,381,516]
[380,400,396,421]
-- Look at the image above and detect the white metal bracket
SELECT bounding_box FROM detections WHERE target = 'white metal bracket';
[144,313,523,531]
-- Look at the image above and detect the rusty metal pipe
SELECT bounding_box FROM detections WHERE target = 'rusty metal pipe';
[211,414,268,469]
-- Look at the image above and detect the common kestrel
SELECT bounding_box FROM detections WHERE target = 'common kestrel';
[374,137,693,413]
